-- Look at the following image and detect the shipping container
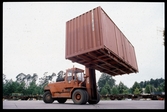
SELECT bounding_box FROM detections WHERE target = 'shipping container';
[65,6,138,76]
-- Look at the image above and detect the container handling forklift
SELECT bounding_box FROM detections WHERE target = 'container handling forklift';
[42,6,138,105]
[43,67,100,104]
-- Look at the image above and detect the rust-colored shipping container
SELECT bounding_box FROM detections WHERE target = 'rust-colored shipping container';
[65,6,138,76]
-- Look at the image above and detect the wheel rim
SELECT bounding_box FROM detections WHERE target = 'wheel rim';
[46,94,51,101]
[75,93,81,100]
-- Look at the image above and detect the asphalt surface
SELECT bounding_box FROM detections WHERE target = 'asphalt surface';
[3,99,165,109]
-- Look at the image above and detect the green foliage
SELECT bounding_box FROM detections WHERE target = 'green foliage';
[3,79,12,96]
[3,72,165,97]
[123,89,129,94]
[133,88,141,95]
[15,82,26,94]
[139,78,165,94]
[98,73,115,93]
[117,81,129,94]
[131,81,142,94]
[111,86,119,95]
[25,81,38,95]
[3,80,26,96]
[101,87,108,95]
[145,84,154,94]
[128,88,133,94]
[104,82,112,94]
[139,78,164,88]
[160,81,165,91]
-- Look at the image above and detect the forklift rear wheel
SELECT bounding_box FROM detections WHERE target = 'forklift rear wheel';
[43,91,54,103]
[57,98,67,103]
[72,89,87,104]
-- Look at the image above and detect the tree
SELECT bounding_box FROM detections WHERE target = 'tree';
[56,71,64,82]
[101,87,108,95]
[128,88,133,94]
[15,73,38,88]
[117,81,129,94]
[131,81,142,94]
[24,74,32,87]
[133,88,141,95]
[139,81,144,88]
[38,72,49,87]
[145,84,154,94]
[15,81,26,94]
[156,82,164,93]
[3,79,22,96]
[123,89,129,94]
[99,82,112,95]
[51,72,56,81]
[98,73,115,92]
[104,82,111,94]
[32,73,38,83]
[111,86,119,95]
[3,79,10,96]
[25,81,38,95]
[16,73,26,83]
[38,72,56,88]
[160,81,165,92]
[150,78,154,86]
[38,72,56,84]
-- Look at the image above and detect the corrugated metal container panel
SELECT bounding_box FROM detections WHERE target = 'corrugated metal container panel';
[65,6,138,76]
[115,25,124,60]
[129,43,139,71]
[101,9,118,56]
[66,7,102,58]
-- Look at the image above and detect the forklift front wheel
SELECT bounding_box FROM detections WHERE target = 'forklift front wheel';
[43,91,54,103]
[72,89,87,104]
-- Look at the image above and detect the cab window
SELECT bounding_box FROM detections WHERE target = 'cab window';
[67,71,73,81]
[76,72,84,81]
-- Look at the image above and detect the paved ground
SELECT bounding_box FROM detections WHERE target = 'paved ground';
[3,99,165,109]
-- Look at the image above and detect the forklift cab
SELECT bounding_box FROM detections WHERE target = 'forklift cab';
[66,67,85,84]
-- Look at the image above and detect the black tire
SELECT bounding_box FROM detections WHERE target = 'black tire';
[43,91,54,103]
[72,89,87,104]
[57,98,67,103]
[83,90,89,104]
[88,92,100,104]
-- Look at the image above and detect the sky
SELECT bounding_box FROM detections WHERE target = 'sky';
[3,2,165,88]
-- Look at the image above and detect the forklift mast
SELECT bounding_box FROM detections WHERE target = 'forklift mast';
[85,67,98,101]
